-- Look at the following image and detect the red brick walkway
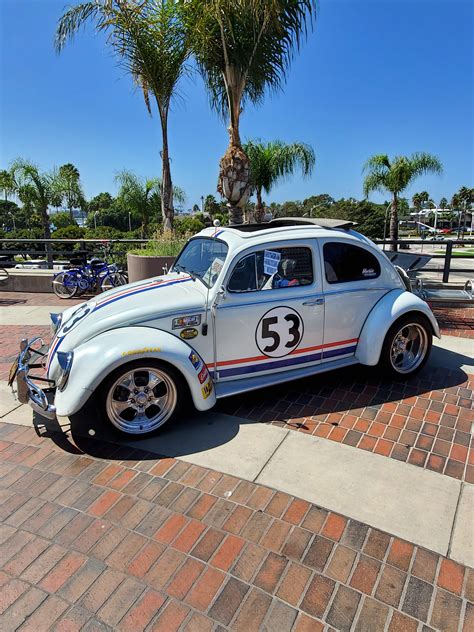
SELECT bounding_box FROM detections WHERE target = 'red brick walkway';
[0,422,472,631]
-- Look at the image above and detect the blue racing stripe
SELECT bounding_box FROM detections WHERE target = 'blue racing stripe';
[94,277,192,312]
[217,344,357,378]
[322,344,358,360]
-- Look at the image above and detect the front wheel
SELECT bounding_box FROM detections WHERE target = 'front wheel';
[52,271,79,298]
[99,360,184,437]
[378,314,432,378]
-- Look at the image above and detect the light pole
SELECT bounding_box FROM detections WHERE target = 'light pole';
[425,200,438,231]
[128,212,132,232]
[303,203,328,218]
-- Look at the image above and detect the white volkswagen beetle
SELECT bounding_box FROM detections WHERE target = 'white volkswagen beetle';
[12,218,440,437]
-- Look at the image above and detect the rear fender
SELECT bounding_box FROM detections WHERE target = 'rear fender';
[54,327,215,417]
[356,289,440,366]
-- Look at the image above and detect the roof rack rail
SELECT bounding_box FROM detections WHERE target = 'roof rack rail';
[228,217,357,231]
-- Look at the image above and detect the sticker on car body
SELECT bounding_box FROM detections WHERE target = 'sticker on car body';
[255,306,304,358]
[201,381,213,399]
[188,351,202,370]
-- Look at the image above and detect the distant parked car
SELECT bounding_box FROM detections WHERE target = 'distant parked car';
[14,259,48,269]
[11,218,440,437]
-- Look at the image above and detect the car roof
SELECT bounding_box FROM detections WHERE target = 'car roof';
[197,218,375,250]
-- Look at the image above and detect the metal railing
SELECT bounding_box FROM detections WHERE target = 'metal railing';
[374,239,474,283]
[0,238,150,269]
[1,237,473,284]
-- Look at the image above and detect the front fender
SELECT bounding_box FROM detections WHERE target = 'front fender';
[356,289,441,366]
[54,326,216,417]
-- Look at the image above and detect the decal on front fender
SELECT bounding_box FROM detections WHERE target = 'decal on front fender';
[201,381,213,399]
[188,351,202,371]
[198,366,209,384]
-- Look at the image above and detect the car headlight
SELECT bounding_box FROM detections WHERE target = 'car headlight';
[56,351,73,390]
[50,313,62,336]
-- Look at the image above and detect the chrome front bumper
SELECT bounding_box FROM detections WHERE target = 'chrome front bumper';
[13,338,57,420]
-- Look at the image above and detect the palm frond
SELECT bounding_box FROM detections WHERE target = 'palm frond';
[187,0,317,118]
[363,171,389,198]
[244,139,315,196]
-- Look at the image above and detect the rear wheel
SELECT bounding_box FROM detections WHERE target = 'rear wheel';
[101,271,127,292]
[52,271,78,298]
[379,313,432,377]
[100,360,184,437]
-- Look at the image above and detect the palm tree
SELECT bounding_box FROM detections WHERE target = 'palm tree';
[412,191,429,212]
[55,0,189,231]
[10,160,58,265]
[363,153,443,250]
[186,0,316,224]
[439,197,449,209]
[115,170,185,238]
[244,140,315,222]
[456,186,474,237]
[57,163,85,220]
[0,169,16,203]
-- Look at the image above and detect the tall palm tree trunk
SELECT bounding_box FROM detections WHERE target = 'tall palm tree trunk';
[389,193,399,252]
[159,108,174,232]
[217,79,252,225]
[255,188,265,223]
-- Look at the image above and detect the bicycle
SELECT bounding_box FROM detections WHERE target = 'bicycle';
[52,246,127,299]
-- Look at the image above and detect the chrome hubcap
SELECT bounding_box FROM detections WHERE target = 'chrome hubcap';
[106,367,177,434]
[390,323,428,374]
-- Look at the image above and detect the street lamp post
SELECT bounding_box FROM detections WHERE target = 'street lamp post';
[303,203,328,218]
[128,212,132,232]
[425,200,438,230]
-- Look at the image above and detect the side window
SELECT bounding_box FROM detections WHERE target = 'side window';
[228,247,313,293]
[323,242,381,284]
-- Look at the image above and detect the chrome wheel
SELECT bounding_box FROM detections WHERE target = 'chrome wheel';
[106,366,177,434]
[390,323,429,374]
[52,271,78,298]
[101,272,127,292]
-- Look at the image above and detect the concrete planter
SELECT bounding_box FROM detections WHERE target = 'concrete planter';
[127,254,176,283]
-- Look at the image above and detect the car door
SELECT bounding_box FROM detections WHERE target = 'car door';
[214,241,324,382]
[321,239,391,362]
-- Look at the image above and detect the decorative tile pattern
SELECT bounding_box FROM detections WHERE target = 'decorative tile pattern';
[0,423,472,631]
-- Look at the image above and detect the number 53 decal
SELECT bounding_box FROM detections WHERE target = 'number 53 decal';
[255,306,304,358]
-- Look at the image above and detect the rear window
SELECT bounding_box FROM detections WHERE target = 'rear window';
[323,242,381,284]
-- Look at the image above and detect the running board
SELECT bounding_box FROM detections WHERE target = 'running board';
[215,357,359,399]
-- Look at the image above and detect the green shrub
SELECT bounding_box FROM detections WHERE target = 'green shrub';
[128,237,186,257]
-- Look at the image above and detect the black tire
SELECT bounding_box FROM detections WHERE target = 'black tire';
[378,313,432,378]
[97,359,185,438]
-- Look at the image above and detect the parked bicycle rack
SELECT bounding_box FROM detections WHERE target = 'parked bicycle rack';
[412,278,474,305]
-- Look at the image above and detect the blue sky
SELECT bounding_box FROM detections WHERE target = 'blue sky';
[1,0,472,210]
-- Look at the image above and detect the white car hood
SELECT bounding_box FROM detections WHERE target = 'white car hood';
[52,272,206,355]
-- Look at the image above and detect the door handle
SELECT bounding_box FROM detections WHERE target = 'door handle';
[302,298,324,306]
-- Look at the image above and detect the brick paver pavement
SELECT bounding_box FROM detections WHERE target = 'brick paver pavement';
[0,421,472,631]
[217,359,474,483]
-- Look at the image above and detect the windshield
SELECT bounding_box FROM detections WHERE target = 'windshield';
[173,238,228,288]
